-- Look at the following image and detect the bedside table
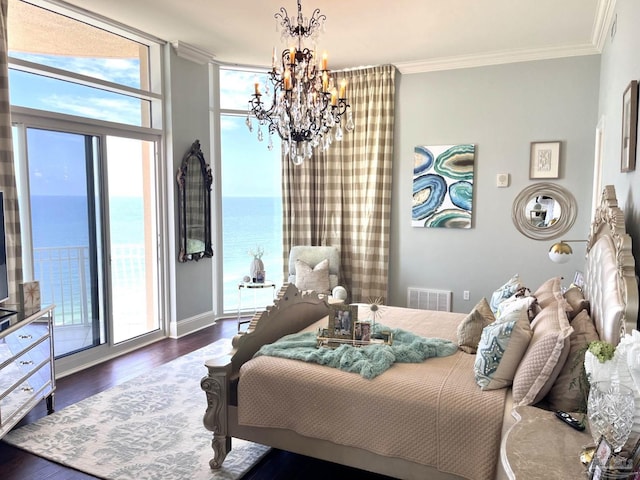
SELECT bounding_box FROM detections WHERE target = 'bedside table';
[237,281,277,321]
[501,406,591,479]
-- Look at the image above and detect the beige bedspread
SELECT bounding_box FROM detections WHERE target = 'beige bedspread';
[238,305,507,480]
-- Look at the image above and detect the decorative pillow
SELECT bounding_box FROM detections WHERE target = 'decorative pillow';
[457,298,495,354]
[532,277,563,310]
[564,286,591,320]
[294,258,330,293]
[489,274,523,313]
[496,294,538,323]
[474,313,533,390]
[511,300,573,406]
[544,310,599,412]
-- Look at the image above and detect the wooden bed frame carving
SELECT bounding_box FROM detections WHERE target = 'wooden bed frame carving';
[201,284,329,468]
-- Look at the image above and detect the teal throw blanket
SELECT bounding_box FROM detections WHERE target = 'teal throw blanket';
[254,324,458,379]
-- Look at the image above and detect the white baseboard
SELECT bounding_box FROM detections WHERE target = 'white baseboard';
[169,311,217,339]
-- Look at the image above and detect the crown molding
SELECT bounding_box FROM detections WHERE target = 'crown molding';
[396,2,614,75]
[592,0,617,51]
[395,44,600,75]
[171,41,216,65]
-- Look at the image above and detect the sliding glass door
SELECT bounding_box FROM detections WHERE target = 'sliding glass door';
[105,136,159,344]
[15,126,160,357]
[23,128,102,356]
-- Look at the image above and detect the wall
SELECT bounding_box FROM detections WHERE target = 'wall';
[164,47,216,335]
[597,0,640,283]
[389,56,601,312]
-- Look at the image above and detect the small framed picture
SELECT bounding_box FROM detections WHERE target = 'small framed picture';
[354,321,371,342]
[588,436,613,479]
[572,271,585,289]
[530,141,560,179]
[621,80,638,173]
[19,281,41,315]
[328,304,357,340]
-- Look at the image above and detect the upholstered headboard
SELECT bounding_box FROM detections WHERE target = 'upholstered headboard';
[583,185,639,346]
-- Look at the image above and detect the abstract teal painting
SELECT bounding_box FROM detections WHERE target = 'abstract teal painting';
[412,144,475,228]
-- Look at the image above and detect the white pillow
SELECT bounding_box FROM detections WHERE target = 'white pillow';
[294,258,330,293]
[496,294,537,323]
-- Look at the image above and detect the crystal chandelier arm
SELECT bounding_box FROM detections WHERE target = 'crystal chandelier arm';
[333,99,350,118]
[274,0,325,38]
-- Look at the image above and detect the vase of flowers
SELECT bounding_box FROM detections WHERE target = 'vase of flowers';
[584,340,617,384]
[248,246,265,283]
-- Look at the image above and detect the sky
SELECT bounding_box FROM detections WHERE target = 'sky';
[9,53,281,198]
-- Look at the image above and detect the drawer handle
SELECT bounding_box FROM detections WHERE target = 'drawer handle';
[18,334,33,340]
[21,386,34,393]
[20,360,34,366]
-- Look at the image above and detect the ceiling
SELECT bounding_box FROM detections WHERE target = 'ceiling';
[54,0,613,73]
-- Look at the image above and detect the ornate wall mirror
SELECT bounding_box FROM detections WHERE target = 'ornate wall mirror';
[177,140,213,261]
[511,183,577,240]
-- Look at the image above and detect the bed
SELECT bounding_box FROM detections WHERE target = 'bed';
[201,184,638,480]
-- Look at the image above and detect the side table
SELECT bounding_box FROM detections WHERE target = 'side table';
[237,281,277,322]
[501,405,591,479]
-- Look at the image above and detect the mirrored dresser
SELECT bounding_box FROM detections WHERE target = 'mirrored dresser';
[0,305,56,439]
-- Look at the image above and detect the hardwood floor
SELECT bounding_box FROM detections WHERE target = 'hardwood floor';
[0,318,393,480]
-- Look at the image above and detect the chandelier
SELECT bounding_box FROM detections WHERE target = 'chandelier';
[246,0,354,165]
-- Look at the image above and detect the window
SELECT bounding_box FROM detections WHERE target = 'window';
[219,68,282,313]
[9,0,164,367]
[8,0,160,128]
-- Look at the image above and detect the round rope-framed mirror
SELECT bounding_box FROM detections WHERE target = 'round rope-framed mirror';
[511,183,577,240]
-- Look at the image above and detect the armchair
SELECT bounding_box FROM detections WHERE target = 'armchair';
[287,246,347,301]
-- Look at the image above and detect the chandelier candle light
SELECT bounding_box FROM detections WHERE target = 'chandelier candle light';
[246,0,354,165]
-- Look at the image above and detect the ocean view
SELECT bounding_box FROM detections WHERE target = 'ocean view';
[221,196,283,310]
[31,195,283,315]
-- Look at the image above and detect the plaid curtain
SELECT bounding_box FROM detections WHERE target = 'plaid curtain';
[282,65,395,303]
[0,0,22,306]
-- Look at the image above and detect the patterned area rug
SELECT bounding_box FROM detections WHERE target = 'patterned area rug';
[2,339,270,480]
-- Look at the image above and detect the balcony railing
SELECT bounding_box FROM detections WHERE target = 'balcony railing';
[33,245,146,327]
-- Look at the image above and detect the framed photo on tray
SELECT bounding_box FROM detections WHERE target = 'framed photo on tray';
[328,303,357,340]
[354,321,371,342]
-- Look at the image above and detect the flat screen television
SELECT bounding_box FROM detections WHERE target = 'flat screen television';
[0,191,10,304]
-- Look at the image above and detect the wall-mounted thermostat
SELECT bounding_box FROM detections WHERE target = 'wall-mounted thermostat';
[496,173,510,187]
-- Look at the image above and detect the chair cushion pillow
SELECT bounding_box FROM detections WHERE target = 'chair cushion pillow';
[294,258,330,293]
